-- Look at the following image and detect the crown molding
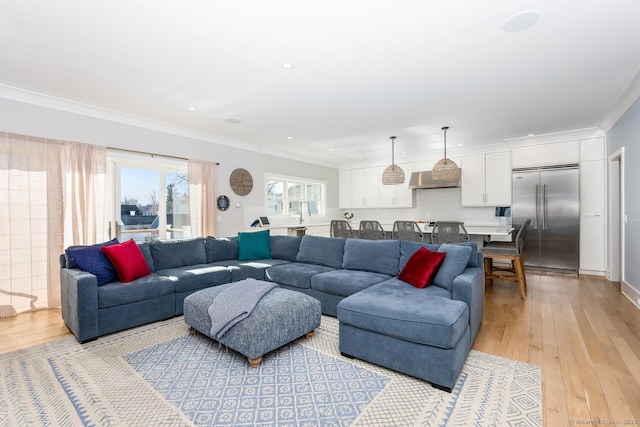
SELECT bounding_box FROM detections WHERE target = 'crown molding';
[0,84,338,169]
[600,69,640,132]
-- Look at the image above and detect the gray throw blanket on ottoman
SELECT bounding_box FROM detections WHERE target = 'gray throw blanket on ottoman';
[208,278,278,339]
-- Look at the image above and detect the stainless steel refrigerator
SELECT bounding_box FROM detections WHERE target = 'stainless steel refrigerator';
[512,166,579,271]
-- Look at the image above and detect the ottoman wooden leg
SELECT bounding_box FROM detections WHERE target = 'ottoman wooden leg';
[305,330,315,339]
[248,356,262,368]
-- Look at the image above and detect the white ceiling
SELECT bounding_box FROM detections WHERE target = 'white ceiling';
[1,0,640,167]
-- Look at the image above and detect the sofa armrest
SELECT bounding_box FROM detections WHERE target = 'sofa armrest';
[60,268,100,343]
[451,267,484,343]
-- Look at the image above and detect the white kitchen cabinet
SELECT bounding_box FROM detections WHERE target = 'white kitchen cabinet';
[378,163,412,208]
[340,164,411,208]
[461,152,511,206]
[512,140,579,168]
[580,159,605,273]
[340,167,377,208]
[580,137,604,161]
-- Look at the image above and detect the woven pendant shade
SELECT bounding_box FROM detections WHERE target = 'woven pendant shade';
[432,126,461,181]
[381,136,405,185]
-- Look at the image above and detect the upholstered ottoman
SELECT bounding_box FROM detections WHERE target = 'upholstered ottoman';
[183,281,322,367]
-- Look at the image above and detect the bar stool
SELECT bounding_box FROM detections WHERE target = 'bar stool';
[392,221,424,242]
[430,221,469,243]
[359,220,386,240]
[480,219,531,299]
[330,220,354,238]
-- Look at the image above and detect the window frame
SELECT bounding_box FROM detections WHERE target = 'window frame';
[106,150,189,242]
[265,173,326,218]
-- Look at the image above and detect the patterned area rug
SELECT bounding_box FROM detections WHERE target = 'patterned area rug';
[0,316,542,426]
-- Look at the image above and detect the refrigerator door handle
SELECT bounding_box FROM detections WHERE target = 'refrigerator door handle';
[534,184,539,229]
[542,184,547,230]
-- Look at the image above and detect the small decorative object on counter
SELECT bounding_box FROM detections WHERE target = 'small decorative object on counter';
[344,212,355,222]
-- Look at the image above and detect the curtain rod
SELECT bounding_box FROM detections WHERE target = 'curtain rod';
[107,147,220,165]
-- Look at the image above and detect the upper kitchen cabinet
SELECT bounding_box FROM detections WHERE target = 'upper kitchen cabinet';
[512,140,579,168]
[461,152,511,206]
[378,163,412,208]
[339,164,412,209]
[339,167,377,208]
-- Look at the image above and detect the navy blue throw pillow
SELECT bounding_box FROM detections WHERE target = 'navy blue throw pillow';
[65,238,119,286]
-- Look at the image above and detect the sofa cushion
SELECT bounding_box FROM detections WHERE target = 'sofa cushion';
[212,259,291,282]
[337,280,468,349]
[137,242,155,272]
[238,230,272,261]
[101,239,152,283]
[265,262,335,289]
[398,247,446,288]
[458,241,480,268]
[433,244,473,291]
[65,238,119,286]
[97,273,175,309]
[342,239,400,276]
[270,235,302,261]
[150,237,207,270]
[156,264,231,293]
[311,270,391,297]
[296,235,345,269]
[205,237,238,262]
[399,241,441,270]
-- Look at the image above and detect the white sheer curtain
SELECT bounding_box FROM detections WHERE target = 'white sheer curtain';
[0,132,106,315]
[188,159,217,237]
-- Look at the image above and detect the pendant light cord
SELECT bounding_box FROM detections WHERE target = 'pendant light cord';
[442,126,449,159]
[390,136,397,165]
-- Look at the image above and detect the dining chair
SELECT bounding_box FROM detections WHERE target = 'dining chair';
[430,221,469,244]
[392,221,424,242]
[480,219,531,299]
[359,220,386,240]
[330,220,354,238]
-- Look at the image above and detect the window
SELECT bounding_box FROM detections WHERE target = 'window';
[266,175,325,218]
[108,151,189,242]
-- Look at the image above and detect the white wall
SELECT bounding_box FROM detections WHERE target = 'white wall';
[0,98,339,237]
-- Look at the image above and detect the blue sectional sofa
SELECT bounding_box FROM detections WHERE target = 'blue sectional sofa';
[60,232,483,391]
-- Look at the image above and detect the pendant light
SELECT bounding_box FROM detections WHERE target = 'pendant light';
[432,126,461,181]
[381,136,405,185]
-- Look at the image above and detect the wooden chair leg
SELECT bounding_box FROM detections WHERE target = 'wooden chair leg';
[514,255,526,299]
[483,257,493,287]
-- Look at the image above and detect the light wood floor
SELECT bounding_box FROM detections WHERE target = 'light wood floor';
[2,272,639,425]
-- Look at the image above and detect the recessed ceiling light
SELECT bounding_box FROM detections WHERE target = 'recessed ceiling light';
[287,136,293,140]
[281,62,294,69]
[528,133,535,137]
[329,149,334,152]
[503,10,542,33]
[188,107,196,111]
[226,118,242,124]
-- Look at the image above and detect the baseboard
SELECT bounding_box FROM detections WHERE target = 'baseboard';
[621,281,640,310]
[579,269,605,276]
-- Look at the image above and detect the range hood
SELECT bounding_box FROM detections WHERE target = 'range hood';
[408,170,461,189]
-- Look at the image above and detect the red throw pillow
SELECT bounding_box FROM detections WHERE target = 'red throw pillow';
[398,247,446,288]
[101,239,151,283]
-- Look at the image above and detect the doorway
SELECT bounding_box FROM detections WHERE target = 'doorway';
[607,148,624,283]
